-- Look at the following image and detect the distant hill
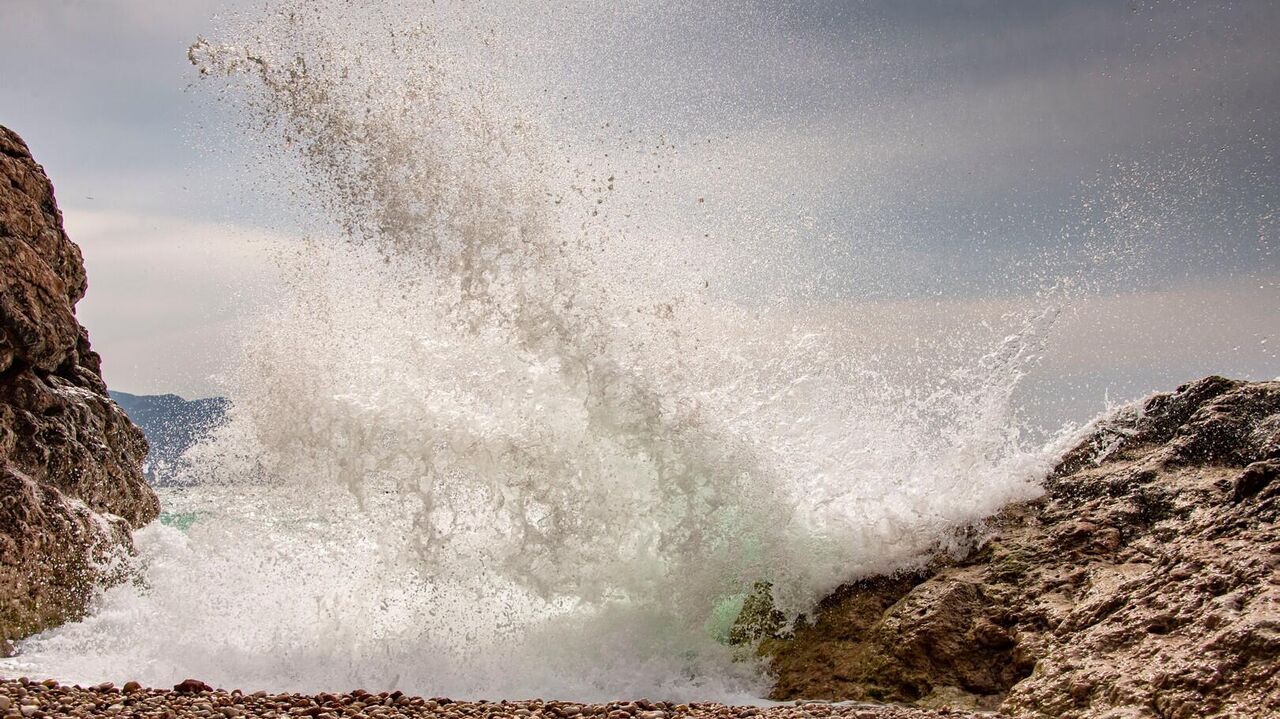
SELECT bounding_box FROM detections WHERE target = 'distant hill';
[109,391,230,485]
[1,125,159,642]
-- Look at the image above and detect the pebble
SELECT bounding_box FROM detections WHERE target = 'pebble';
[0,677,982,719]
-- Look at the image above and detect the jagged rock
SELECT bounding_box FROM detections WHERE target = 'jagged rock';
[761,376,1280,717]
[0,125,159,641]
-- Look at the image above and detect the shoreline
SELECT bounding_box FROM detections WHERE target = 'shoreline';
[0,678,986,719]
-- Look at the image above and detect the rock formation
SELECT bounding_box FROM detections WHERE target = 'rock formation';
[0,126,159,645]
[759,376,1279,717]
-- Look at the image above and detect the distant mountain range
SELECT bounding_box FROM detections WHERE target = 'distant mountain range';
[109,391,230,485]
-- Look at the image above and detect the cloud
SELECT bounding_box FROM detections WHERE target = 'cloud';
[65,208,288,397]
[1,0,1275,411]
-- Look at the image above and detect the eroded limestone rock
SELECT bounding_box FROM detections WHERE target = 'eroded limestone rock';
[0,126,158,642]
[761,376,1279,718]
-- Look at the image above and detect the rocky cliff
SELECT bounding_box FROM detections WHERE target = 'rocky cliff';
[0,126,159,644]
[758,376,1279,718]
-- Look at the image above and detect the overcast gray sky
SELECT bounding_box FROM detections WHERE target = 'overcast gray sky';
[1,0,1276,426]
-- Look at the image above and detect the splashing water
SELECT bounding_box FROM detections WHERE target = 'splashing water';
[6,1,1080,700]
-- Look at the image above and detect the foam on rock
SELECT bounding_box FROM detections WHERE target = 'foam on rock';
[760,376,1280,717]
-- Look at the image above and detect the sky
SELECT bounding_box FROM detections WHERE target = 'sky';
[0,0,1276,427]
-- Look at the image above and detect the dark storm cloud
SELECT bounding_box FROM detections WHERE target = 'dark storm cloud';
[770,0,1279,294]
[510,0,1276,298]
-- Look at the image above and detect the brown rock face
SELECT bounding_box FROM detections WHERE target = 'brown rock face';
[761,376,1280,718]
[0,126,159,642]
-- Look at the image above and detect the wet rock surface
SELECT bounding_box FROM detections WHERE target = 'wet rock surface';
[0,678,985,719]
[761,376,1280,717]
[0,126,158,642]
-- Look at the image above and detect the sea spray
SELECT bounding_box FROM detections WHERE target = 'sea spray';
[6,1,1068,699]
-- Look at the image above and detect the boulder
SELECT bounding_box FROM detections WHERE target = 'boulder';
[0,125,159,642]
[760,376,1280,717]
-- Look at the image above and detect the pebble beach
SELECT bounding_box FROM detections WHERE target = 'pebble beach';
[0,679,986,719]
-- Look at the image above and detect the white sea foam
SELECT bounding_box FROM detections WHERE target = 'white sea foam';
[6,1,1075,700]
